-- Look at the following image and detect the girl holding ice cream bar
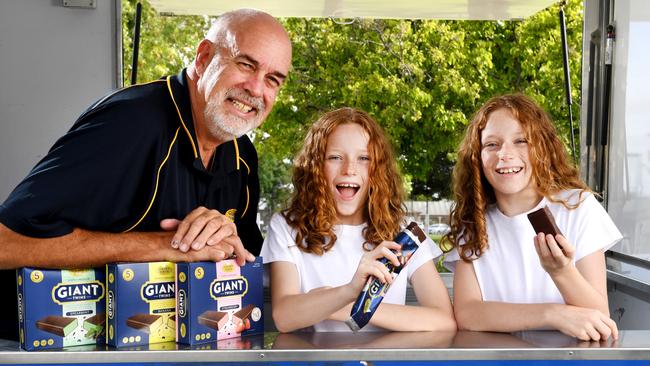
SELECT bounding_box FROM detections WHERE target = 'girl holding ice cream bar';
[446,94,622,341]
[261,108,456,332]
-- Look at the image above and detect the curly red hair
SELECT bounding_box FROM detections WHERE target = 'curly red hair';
[448,94,589,261]
[284,107,405,255]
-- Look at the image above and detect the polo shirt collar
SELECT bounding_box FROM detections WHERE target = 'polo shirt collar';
[168,69,241,175]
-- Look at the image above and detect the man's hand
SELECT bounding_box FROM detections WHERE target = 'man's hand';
[162,207,236,251]
[160,207,254,265]
[164,243,235,264]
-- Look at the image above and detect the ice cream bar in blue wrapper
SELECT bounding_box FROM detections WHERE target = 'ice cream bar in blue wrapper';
[345,222,427,331]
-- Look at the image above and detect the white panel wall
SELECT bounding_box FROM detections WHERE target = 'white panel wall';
[0,0,119,200]
[605,0,650,260]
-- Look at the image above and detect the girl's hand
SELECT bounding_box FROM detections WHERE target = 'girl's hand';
[347,240,402,294]
[548,304,619,341]
[534,233,575,276]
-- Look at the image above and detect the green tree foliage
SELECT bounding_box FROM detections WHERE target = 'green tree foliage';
[122,1,583,224]
[122,0,210,84]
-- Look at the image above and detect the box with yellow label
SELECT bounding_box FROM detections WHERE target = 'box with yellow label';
[106,262,176,347]
[175,258,263,345]
[17,267,106,351]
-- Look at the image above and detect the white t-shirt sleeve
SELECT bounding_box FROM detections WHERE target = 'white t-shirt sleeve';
[406,236,442,280]
[260,213,297,264]
[570,193,623,261]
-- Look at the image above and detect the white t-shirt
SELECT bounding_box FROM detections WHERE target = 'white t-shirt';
[446,190,622,304]
[261,213,442,332]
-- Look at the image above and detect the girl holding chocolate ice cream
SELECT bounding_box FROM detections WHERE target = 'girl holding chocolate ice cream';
[260,107,456,332]
[445,94,622,341]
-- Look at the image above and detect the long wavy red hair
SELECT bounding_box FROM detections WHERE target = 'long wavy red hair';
[448,94,589,261]
[284,107,405,255]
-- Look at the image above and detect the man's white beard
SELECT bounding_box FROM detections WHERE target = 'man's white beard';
[204,93,262,142]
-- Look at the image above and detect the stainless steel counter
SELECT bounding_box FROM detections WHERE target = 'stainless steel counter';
[1,330,649,363]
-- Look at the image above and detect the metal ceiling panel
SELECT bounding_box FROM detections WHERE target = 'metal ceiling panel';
[148,0,559,20]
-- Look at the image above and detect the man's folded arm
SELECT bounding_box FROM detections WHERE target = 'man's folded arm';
[0,223,229,269]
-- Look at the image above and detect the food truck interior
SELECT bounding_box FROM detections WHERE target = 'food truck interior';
[0,0,648,363]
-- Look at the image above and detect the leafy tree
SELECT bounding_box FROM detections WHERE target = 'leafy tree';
[261,18,495,209]
[121,1,584,226]
[122,0,210,85]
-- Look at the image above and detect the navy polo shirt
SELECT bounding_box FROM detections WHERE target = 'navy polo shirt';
[0,70,263,340]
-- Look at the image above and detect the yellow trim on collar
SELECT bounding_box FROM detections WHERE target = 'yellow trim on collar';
[133,79,166,88]
[124,127,181,232]
[166,76,198,159]
[233,139,240,170]
[89,79,165,110]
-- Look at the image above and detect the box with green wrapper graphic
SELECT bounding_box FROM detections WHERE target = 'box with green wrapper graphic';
[17,267,106,351]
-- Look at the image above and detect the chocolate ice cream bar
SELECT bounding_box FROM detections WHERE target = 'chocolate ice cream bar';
[198,311,228,330]
[527,206,563,236]
[126,314,162,333]
[347,222,425,331]
[527,206,563,249]
[233,304,254,324]
[36,316,78,337]
[84,313,105,330]
[84,313,105,337]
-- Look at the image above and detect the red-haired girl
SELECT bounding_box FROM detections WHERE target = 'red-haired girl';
[261,107,456,332]
[447,94,621,341]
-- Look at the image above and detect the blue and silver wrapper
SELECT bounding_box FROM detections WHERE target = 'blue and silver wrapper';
[345,222,427,331]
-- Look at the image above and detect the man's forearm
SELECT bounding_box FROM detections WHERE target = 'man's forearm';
[0,223,177,269]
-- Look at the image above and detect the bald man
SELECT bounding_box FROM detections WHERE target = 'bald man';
[0,9,292,340]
